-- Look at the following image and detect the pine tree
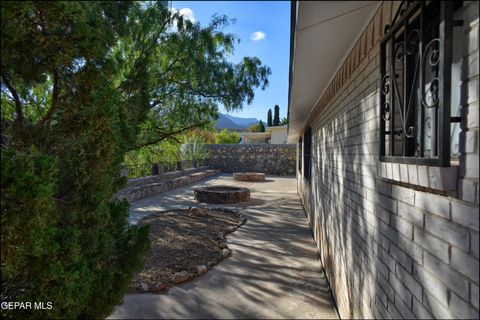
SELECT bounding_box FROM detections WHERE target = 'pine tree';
[267,108,273,127]
[273,104,280,126]
[1,3,150,318]
[259,120,265,132]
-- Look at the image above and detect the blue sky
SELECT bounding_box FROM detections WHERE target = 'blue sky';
[172,1,290,122]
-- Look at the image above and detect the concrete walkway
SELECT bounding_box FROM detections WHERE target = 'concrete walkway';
[109,174,338,319]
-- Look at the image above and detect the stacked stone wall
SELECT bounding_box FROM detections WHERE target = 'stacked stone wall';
[206,144,296,176]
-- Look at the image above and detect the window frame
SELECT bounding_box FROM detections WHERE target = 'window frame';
[298,137,302,173]
[379,1,456,167]
[303,127,312,182]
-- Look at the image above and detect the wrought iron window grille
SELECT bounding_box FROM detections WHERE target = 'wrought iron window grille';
[379,1,462,166]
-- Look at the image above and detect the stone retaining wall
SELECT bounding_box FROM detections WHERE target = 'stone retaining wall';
[118,169,220,202]
[126,166,209,188]
[206,144,296,176]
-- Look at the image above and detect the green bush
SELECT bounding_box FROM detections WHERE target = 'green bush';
[248,120,265,132]
[214,129,240,144]
[0,2,150,318]
[1,147,60,315]
[1,150,150,318]
[180,136,209,162]
[0,77,150,318]
[124,140,181,166]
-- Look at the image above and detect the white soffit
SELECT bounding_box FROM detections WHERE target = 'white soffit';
[288,1,379,143]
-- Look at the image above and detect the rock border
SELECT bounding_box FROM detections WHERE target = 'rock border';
[233,172,266,182]
[193,185,251,204]
[135,207,247,293]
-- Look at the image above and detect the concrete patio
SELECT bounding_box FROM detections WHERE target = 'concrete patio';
[109,174,338,319]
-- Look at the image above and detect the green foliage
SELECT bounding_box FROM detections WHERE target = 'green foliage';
[248,124,260,132]
[179,136,209,162]
[214,129,240,144]
[248,120,265,133]
[124,141,180,166]
[129,10,271,150]
[1,147,60,316]
[0,1,270,318]
[267,108,273,127]
[186,129,216,144]
[1,1,148,318]
[259,120,265,132]
[273,105,280,126]
[279,116,288,126]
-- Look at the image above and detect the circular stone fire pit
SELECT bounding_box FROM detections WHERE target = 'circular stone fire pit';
[194,186,250,204]
[233,172,266,182]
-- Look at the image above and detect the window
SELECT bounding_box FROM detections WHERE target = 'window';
[303,127,312,181]
[298,137,303,172]
[379,1,462,166]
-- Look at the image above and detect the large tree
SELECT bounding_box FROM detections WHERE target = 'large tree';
[267,108,272,127]
[273,104,280,126]
[129,8,270,150]
[0,1,270,318]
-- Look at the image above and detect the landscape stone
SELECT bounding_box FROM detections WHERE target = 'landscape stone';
[222,248,230,258]
[140,282,150,292]
[150,283,166,292]
[196,265,208,275]
[172,271,192,284]
[218,242,228,249]
[226,226,236,232]
[191,207,210,217]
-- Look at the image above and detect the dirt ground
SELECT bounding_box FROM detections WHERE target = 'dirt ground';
[130,208,245,293]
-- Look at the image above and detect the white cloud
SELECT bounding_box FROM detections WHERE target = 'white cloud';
[168,7,196,32]
[171,7,196,23]
[250,31,266,41]
[179,8,195,23]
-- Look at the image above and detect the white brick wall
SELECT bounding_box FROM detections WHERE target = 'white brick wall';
[297,2,479,318]
[459,1,480,204]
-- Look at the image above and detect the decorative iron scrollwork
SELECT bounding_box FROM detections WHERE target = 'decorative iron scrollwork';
[422,38,441,108]
[380,1,454,165]
[388,28,420,142]
[381,74,391,121]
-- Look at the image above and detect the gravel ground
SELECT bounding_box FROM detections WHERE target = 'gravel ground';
[130,208,245,293]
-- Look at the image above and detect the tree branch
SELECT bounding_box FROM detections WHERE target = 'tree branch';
[2,76,24,124]
[171,80,230,100]
[129,121,210,151]
[37,68,60,128]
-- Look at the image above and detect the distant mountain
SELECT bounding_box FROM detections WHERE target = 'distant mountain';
[216,113,259,130]
[216,114,242,129]
[223,114,259,127]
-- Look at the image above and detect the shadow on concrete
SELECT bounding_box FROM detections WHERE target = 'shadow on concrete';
[110,176,338,319]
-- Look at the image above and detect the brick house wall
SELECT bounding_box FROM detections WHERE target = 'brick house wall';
[297,1,479,318]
